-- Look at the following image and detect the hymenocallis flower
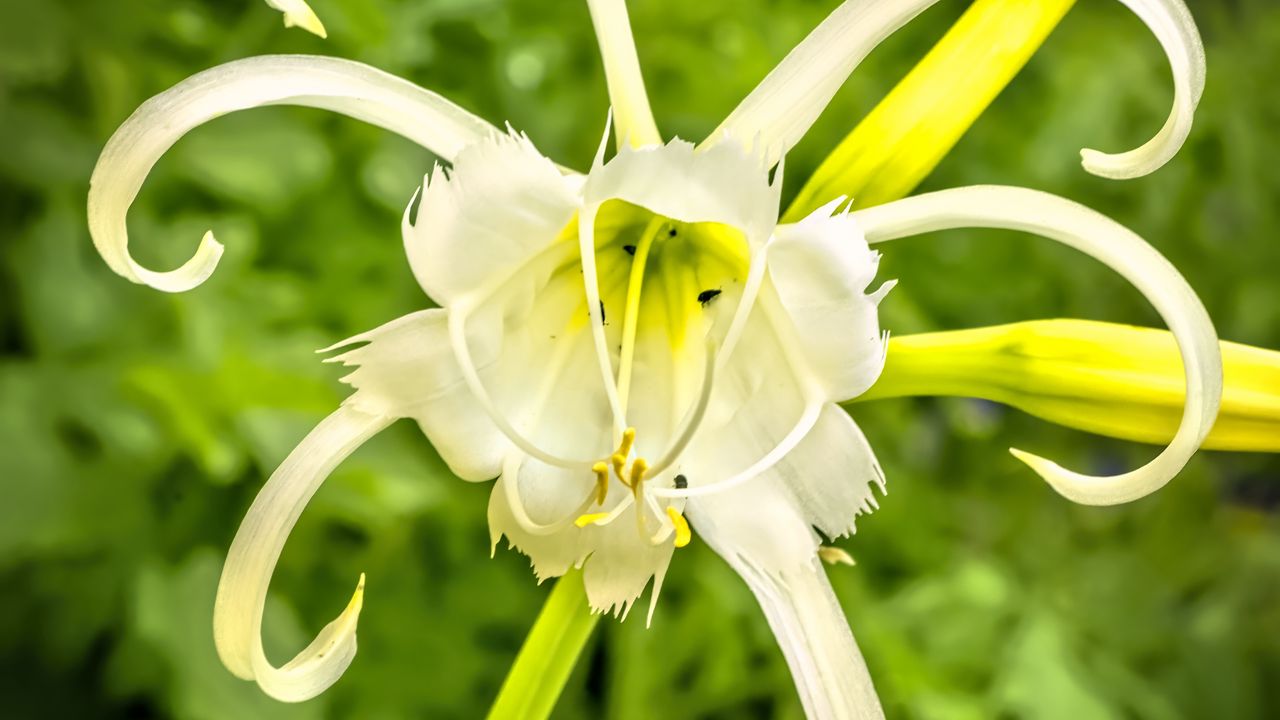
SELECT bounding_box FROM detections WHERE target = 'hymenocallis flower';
[87,0,1220,717]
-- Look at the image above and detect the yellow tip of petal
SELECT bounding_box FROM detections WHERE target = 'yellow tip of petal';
[266,1,328,38]
[818,546,856,567]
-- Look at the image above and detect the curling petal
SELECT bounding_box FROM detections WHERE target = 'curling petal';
[88,54,497,292]
[264,0,327,37]
[1079,0,1205,178]
[213,405,392,702]
[851,186,1222,505]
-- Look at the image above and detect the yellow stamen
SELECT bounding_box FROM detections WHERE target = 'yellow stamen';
[611,453,629,485]
[575,512,611,528]
[592,462,610,506]
[665,507,691,548]
[617,427,636,459]
[628,457,649,495]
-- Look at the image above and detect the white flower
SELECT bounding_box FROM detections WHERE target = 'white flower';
[87,0,1218,717]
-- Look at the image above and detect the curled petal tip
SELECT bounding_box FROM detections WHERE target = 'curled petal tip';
[1010,446,1171,507]
[131,230,224,293]
[1080,0,1205,179]
[267,0,328,38]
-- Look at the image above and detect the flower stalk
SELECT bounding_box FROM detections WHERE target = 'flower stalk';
[487,570,600,720]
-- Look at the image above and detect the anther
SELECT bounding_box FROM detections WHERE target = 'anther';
[628,457,649,495]
[592,462,610,506]
[611,453,628,485]
[697,288,722,306]
[618,427,636,458]
[664,507,691,548]
[575,512,611,528]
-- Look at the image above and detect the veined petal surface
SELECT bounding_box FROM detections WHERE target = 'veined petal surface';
[88,55,497,292]
[403,130,580,307]
[850,185,1222,505]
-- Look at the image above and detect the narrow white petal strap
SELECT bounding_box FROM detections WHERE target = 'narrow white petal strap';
[851,186,1222,505]
[264,0,327,37]
[586,0,661,148]
[213,405,392,702]
[709,0,1203,176]
[715,552,884,719]
[706,0,937,166]
[1080,0,1205,179]
[88,54,498,293]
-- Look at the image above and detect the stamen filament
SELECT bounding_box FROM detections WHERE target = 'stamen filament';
[447,309,597,470]
[648,341,717,478]
[617,216,666,411]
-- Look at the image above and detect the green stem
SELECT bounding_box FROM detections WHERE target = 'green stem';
[487,569,601,720]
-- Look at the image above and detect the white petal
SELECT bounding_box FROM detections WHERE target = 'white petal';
[692,509,884,720]
[770,201,891,402]
[774,404,886,540]
[403,130,580,307]
[851,186,1222,505]
[88,55,498,293]
[582,138,780,249]
[323,309,511,481]
[580,505,676,617]
[585,0,661,147]
[264,0,327,38]
[1080,0,1205,179]
[706,0,938,166]
[487,458,593,581]
[213,405,392,702]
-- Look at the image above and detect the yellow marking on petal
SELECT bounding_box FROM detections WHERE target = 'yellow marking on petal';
[664,507,691,548]
[818,546,856,567]
[575,512,612,528]
[592,462,610,506]
[785,0,1075,220]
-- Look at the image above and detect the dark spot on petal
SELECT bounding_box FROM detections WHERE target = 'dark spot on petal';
[599,300,607,324]
[674,474,688,489]
[667,228,678,238]
[697,289,722,306]
[623,244,636,255]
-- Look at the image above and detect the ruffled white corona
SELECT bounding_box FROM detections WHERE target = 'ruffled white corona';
[87,0,1217,718]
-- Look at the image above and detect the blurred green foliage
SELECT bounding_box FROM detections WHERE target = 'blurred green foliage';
[1,0,1278,717]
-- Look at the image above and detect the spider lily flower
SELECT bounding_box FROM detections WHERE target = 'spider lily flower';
[85,0,1217,717]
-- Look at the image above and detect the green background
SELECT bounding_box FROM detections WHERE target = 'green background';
[1,0,1278,717]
